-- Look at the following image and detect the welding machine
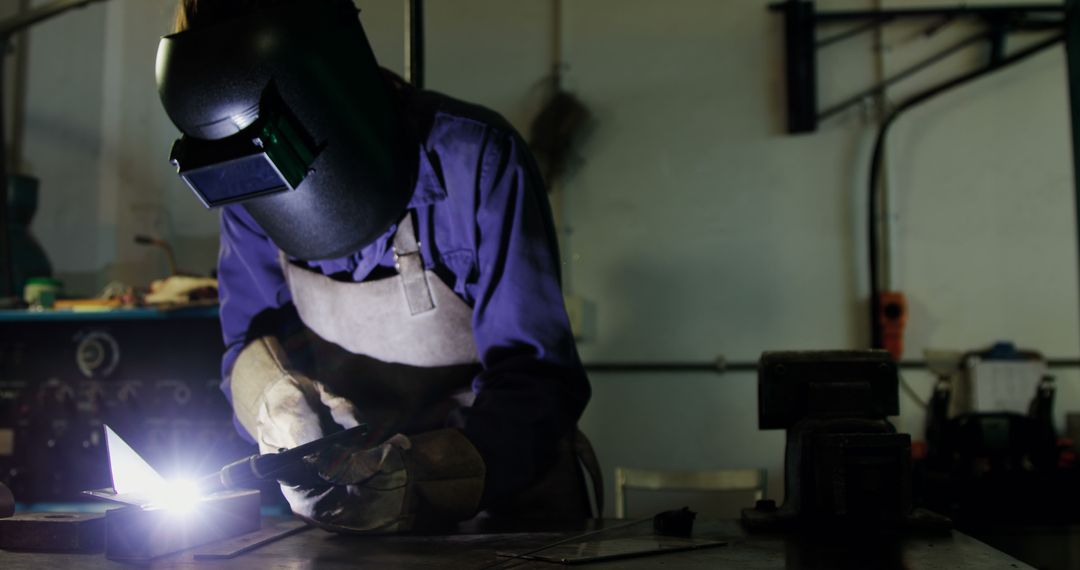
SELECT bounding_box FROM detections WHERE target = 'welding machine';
[0,308,254,503]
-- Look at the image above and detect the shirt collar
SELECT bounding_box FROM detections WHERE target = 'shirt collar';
[406,146,447,209]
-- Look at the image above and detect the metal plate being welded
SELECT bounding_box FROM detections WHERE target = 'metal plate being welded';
[104,489,260,562]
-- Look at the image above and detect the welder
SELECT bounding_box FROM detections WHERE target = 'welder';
[156,0,595,533]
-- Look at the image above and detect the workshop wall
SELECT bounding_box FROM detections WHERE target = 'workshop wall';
[18,0,213,294]
[14,0,1080,516]
[20,0,108,295]
[877,1,1080,441]
[1,1,29,172]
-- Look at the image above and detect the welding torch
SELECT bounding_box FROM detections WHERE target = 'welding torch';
[197,424,369,493]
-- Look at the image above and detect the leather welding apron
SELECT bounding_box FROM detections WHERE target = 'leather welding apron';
[280,212,599,520]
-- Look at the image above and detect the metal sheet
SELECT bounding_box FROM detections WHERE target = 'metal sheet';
[497,536,727,565]
[0,512,105,552]
[192,519,309,560]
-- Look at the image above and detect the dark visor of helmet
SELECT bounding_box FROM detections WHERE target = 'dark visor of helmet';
[169,83,321,208]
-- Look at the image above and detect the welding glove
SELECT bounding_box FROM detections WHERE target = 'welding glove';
[231,336,373,525]
[293,428,486,533]
[232,337,484,532]
[230,335,361,457]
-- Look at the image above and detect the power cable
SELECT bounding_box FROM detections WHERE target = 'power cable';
[868,33,1065,348]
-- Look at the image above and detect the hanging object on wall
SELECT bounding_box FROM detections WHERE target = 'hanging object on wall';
[7,174,51,298]
[877,291,906,361]
[530,86,592,190]
[529,0,593,190]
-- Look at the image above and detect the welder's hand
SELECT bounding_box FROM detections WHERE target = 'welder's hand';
[231,336,372,523]
[255,371,362,454]
[313,433,412,485]
[230,335,361,451]
[286,429,486,534]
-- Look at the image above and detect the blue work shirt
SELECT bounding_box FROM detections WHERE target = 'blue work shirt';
[216,86,590,506]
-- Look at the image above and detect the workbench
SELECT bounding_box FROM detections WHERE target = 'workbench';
[0,517,1034,569]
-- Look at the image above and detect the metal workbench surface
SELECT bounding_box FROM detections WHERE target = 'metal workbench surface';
[0,518,1033,569]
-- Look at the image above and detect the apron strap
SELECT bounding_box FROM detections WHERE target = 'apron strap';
[393,212,436,315]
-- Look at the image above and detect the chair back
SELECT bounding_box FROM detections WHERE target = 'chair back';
[614,467,767,519]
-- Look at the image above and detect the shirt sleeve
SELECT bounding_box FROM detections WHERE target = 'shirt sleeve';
[217,205,296,438]
[463,129,591,507]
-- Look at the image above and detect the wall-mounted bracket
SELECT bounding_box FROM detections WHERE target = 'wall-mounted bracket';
[768,1,1066,134]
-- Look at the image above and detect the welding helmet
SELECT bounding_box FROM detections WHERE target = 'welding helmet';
[155,0,412,260]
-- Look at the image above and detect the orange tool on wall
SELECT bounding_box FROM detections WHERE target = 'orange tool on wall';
[878,292,908,361]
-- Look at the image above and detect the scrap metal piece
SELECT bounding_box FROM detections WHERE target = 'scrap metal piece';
[192,519,309,560]
[0,512,106,552]
[104,489,260,562]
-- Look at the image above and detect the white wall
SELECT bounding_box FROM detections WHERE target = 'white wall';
[15,0,1080,516]
[21,0,107,294]
[19,0,215,293]
[878,1,1080,440]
